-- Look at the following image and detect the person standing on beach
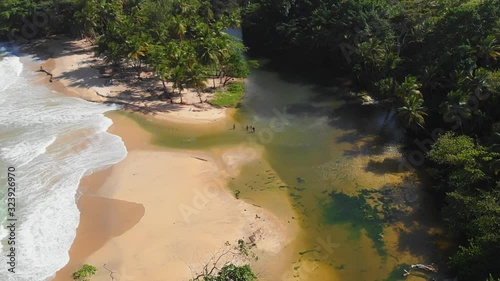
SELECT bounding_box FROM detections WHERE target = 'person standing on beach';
[233,124,236,130]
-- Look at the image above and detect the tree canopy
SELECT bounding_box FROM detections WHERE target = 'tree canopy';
[241,1,500,280]
[2,0,500,280]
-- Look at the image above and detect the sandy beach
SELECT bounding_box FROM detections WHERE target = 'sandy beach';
[27,37,300,280]
[30,37,227,124]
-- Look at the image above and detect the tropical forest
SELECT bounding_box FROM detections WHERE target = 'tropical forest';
[1,0,500,281]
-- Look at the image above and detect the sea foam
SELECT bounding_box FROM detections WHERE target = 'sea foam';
[0,46,127,280]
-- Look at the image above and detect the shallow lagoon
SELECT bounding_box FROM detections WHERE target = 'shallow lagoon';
[123,60,449,281]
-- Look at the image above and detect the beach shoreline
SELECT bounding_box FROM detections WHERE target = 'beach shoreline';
[25,36,229,125]
[26,37,300,280]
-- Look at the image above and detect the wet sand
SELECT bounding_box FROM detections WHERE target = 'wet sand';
[25,36,446,281]
[52,117,299,281]
[25,37,301,280]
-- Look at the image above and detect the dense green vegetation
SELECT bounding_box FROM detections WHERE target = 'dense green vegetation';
[72,264,97,281]
[1,0,255,104]
[0,0,88,43]
[210,82,245,107]
[191,240,258,281]
[241,0,500,280]
[2,0,500,280]
[200,264,257,281]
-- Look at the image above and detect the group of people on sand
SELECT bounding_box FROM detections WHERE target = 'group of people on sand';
[232,124,256,133]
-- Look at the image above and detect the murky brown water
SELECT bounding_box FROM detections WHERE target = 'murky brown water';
[121,59,449,281]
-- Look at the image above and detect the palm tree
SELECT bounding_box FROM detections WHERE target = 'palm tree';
[468,68,491,100]
[421,65,441,95]
[487,133,500,175]
[382,51,402,94]
[477,35,500,67]
[356,38,385,78]
[186,63,207,103]
[146,44,174,100]
[397,94,428,132]
[382,51,402,75]
[127,35,149,79]
[396,76,423,98]
[200,38,222,88]
[440,89,471,133]
[197,31,231,89]
[167,41,196,104]
[171,65,187,104]
[171,16,187,40]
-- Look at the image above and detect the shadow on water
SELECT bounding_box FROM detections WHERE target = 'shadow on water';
[117,50,444,281]
[366,157,408,175]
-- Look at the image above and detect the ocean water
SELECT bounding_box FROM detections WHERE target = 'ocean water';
[0,46,127,280]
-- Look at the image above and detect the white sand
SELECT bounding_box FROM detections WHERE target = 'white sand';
[35,37,301,281]
[81,150,297,281]
[35,37,228,124]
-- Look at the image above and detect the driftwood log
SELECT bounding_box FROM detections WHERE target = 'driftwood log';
[37,66,53,82]
[411,264,438,272]
[403,264,437,277]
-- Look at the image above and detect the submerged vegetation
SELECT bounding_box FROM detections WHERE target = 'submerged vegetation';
[241,0,500,279]
[323,191,386,257]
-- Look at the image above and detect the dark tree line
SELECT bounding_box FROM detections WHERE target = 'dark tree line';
[241,1,500,280]
[1,0,256,104]
[2,0,500,279]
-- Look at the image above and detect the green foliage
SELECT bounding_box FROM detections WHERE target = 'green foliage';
[445,191,500,280]
[0,0,252,103]
[86,0,253,101]
[73,0,123,38]
[191,240,258,281]
[0,0,80,40]
[397,94,427,130]
[209,264,257,281]
[202,264,257,281]
[72,264,97,281]
[211,82,245,107]
[221,50,258,86]
[487,274,500,281]
[0,0,35,36]
[427,132,492,191]
[4,1,500,280]
[238,1,500,279]
[427,132,500,279]
[428,133,485,167]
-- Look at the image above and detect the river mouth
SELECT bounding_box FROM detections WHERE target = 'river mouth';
[121,59,448,281]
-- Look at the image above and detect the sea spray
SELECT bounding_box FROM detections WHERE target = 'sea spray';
[0,46,127,280]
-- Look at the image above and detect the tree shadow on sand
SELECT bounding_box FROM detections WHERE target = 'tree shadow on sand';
[17,36,89,61]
